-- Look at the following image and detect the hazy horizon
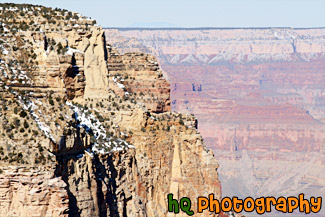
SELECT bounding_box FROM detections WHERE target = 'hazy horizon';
[0,0,324,28]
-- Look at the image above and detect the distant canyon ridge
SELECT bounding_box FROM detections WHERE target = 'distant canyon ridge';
[105,27,325,216]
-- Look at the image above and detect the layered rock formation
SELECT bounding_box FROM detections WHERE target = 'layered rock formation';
[0,167,68,217]
[0,4,222,217]
[105,28,325,216]
[107,45,170,113]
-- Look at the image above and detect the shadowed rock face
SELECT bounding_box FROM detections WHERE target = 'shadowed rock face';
[105,28,325,216]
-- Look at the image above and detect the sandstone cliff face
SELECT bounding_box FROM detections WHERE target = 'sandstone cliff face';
[105,28,325,211]
[0,4,221,217]
[107,45,171,113]
[0,167,69,217]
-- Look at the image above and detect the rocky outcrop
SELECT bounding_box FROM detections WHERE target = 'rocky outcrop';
[107,45,171,113]
[0,4,222,217]
[83,28,110,98]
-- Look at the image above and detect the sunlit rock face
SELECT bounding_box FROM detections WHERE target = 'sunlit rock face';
[105,27,325,216]
[0,4,222,216]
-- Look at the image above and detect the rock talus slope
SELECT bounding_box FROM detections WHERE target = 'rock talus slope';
[0,4,222,217]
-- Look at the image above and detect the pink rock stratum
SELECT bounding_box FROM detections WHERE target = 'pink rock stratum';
[105,28,325,217]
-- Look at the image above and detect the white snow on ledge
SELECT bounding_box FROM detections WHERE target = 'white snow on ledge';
[16,96,55,142]
[66,46,82,55]
[112,76,125,89]
[2,48,8,55]
[67,101,134,154]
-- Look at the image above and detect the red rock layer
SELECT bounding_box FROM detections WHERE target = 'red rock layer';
[105,28,325,208]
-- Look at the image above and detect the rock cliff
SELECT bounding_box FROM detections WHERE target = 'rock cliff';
[0,4,222,217]
[106,45,170,113]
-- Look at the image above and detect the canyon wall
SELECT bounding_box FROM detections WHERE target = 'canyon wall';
[105,28,325,216]
[0,4,222,217]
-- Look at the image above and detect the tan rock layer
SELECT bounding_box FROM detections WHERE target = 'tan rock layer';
[107,46,171,113]
[0,167,68,217]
